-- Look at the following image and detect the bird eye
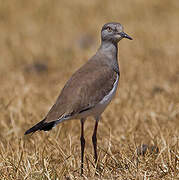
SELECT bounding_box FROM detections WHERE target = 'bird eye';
[106,27,112,32]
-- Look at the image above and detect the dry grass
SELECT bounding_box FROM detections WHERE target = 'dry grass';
[0,0,179,179]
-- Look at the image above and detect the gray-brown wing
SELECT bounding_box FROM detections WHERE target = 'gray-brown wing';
[45,61,119,123]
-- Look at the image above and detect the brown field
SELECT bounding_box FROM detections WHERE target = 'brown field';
[0,0,178,179]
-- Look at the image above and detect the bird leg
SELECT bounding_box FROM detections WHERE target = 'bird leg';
[92,117,99,164]
[80,118,86,175]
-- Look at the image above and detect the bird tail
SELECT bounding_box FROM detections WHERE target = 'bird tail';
[24,118,56,135]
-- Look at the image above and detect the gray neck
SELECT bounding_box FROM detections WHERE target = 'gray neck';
[99,41,118,59]
[98,41,119,74]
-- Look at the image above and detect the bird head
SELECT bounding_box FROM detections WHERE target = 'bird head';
[101,22,132,43]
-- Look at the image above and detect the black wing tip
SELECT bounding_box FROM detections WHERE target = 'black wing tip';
[24,128,35,135]
[24,119,56,135]
[24,130,30,135]
[24,119,46,135]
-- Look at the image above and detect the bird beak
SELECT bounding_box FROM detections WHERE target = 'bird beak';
[119,32,133,40]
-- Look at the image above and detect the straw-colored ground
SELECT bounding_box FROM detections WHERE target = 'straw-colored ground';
[0,0,178,179]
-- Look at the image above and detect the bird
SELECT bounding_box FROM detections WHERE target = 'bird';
[24,22,132,175]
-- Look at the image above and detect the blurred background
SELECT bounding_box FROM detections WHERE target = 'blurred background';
[0,0,178,179]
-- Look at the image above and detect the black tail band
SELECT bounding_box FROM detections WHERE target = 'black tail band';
[24,119,55,135]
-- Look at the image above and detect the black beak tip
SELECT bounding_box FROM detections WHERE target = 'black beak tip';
[124,33,133,40]
[120,32,133,40]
